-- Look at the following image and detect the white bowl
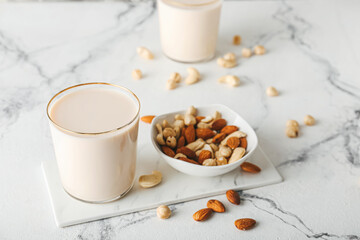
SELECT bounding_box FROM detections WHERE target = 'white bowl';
[150,104,258,177]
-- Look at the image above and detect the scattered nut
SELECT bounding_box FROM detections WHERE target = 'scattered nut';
[170,72,181,83]
[166,136,177,148]
[218,75,240,87]
[286,120,299,138]
[254,45,266,55]
[139,170,162,188]
[132,69,142,80]
[217,54,237,68]
[266,86,279,97]
[226,190,240,205]
[207,199,225,213]
[166,79,177,90]
[140,115,155,124]
[233,35,241,45]
[240,162,261,173]
[228,147,246,164]
[136,46,154,59]
[241,47,252,58]
[235,218,256,230]
[193,208,213,221]
[185,67,200,85]
[304,115,315,126]
[224,52,236,61]
[157,205,171,219]
[202,158,217,166]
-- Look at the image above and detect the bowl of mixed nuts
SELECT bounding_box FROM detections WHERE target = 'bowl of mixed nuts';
[150,104,258,177]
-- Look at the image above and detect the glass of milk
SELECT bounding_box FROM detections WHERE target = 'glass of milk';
[157,0,222,63]
[47,83,140,203]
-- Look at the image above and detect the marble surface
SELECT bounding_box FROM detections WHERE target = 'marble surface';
[0,0,360,239]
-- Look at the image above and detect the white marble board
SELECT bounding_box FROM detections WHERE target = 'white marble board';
[42,146,282,227]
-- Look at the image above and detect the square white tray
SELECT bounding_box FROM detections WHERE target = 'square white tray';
[42,146,282,227]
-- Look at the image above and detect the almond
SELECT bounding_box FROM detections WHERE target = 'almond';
[181,127,186,138]
[140,115,155,123]
[178,157,200,165]
[227,137,240,149]
[185,125,196,144]
[195,116,205,123]
[198,150,212,164]
[240,137,247,149]
[176,146,196,159]
[193,208,213,221]
[240,162,261,173]
[212,133,226,144]
[161,146,175,158]
[221,125,239,135]
[211,118,227,131]
[235,218,256,230]
[177,136,185,149]
[196,128,215,140]
[207,199,225,213]
[226,190,240,205]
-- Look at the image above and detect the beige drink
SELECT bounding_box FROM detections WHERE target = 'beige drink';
[158,0,222,63]
[47,83,140,203]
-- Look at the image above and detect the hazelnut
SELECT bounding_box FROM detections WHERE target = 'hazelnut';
[304,115,315,126]
[254,45,266,55]
[157,205,171,219]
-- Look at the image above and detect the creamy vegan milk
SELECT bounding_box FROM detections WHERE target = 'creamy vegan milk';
[158,0,222,62]
[48,83,140,203]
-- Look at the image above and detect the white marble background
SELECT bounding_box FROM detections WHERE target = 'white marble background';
[0,0,360,239]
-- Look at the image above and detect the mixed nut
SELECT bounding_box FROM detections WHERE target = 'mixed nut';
[155,106,248,166]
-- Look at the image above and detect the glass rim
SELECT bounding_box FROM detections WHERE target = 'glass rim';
[161,0,221,8]
[46,82,141,136]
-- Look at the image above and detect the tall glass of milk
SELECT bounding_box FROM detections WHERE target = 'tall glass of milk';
[47,83,140,203]
[157,0,222,63]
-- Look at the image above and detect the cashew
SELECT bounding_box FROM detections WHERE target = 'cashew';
[173,119,185,129]
[217,53,237,68]
[304,115,315,126]
[228,147,246,164]
[219,145,232,158]
[155,123,165,145]
[213,111,221,121]
[266,86,279,97]
[166,79,177,90]
[157,205,171,219]
[186,105,197,116]
[132,69,142,80]
[166,136,177,148]
[233,35,241,45]
[210,143,219,152]
[197,122,211,129]
[137,46,154,60]
[218,75,240,87]
[174,153,187,159]
[185,67,200,85]
[174,126,181,139]
[138,170,162,188]
[242,48,252,58]
[170,72,182,83]
[216,156,228,166]
[221,131,247,145]
[215,150,221,159]
[184,114,196,126]
[202,158,217,166]
[162,120,172,128]
[224,52,236,61]
[186,138,205,152]
[174,114,184,120]
[201,116,213,123]
[163,128,176,139]
[254,45,266,55]
[196,150,202,157]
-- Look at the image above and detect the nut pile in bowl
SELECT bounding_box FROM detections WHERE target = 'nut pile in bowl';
[155,106,248,166]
